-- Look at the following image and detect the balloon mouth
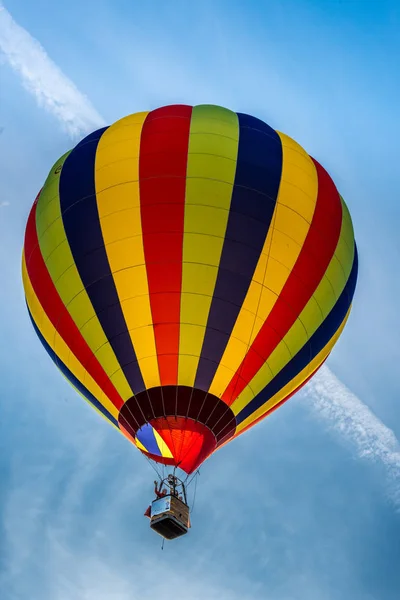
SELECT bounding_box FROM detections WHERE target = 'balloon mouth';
[133,417,217,474]
[118,386,237,474]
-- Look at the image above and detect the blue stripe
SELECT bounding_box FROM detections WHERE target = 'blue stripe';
[136,423,162,456]
[59,128,146,394]
[194,113,283,392]
[236,245,358,424]
[27,305,118,427]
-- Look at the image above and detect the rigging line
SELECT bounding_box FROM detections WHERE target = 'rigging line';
[120,400,167,478]
[121,400,141,437]
[124,391,149,437]
[122,400,165,480]
[193,387,211,426]
[176,387,188,468]
[190,471,199,514]
[144,453,163,480]
[159,384,179,463]
[176,421,209,484]
[186,467,201,489]
[179,392,219,478]
[183,385,196,422]
[144,449,163,478]
[143,382,156,422]
[183,467,190,485]
[174,381,179,423]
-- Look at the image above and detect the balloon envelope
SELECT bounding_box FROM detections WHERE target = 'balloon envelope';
[22,104,357,474]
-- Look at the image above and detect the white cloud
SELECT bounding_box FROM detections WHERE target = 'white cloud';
[0,407,258,600]
[49,548,254,600]
[0,4,106,137]
[305,365,400,508]
[0,7,398,600]
[0,200,10,207]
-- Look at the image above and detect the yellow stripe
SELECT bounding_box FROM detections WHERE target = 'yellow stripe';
[178,105,239,386]
[209,132,318,397]
[35,153,133,401]
[22,253,119,420]
[231,197,355,415]
[135,438,147,453]
[153,429,174,458]
[94,112,161,390]
[234,306,351,434]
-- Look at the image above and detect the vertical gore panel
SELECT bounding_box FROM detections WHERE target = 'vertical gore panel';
[34,149,133,403]
[24,199,124,410]
[194,113,283,392]
[59,128,146,394]
[223,157,343,403]
[139,105,192,386]
[236,247,358,424]
[208,131,318,400]
[178,104,240,388]
[94,112,162,392]
[27,307,118,426]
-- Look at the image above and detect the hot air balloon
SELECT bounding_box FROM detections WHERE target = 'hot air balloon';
[22,104,357,539]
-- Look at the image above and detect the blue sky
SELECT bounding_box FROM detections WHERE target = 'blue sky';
[0,1,399,598]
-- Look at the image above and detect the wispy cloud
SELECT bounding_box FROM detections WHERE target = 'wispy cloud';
[305,365,400,508]
[0,4,106,137]
[1,1,398,509]
[0,200,10,207]
[47,547,255,600]
[0,404,258,600]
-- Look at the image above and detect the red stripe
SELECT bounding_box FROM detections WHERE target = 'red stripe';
[24,199,124,410]
[152,416,216,474]
[223,159,342,404]
[139,105,192,385]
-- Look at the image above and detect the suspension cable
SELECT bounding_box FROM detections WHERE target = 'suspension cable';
[190,470,200,514]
